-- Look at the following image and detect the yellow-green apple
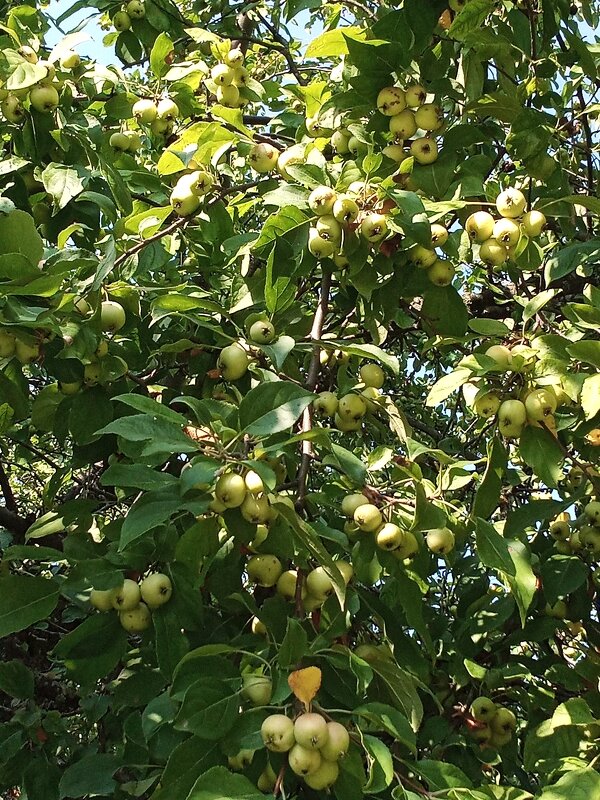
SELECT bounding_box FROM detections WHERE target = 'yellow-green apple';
[496,188,526,218]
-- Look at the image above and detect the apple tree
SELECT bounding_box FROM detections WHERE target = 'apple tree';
[1,0,600,798]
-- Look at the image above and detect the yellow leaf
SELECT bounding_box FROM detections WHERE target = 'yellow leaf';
[288,667,322,711]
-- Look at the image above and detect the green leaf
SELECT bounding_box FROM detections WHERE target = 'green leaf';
[363,734,394,793]
[0,209,43,265]
[150,31,174,78]
[538,768,600,800]
[59,754,121,798]
[239,382,315,436]
[522,289,557,323]
[53,613,128,690]
[354,703,416,753]
[113,393,189,425]
[0,575,59,637]
[540,556,588,605]
[449,0,495,40]
[324,443,367,484]
[119,489,183,549]
[506,539,537,626]
[475,519,516,577]
[426,368,472,407]
[5,54,48,91]
[518,426,564,487]
[187,766,265,800]
[366,659,423,730]
[100,463,177,491]
[279,617,308,668]
[413,759,473,790]
[42,163,85,211]
[253,206,309,255]
[421,287,469,337]
[151,739,221,800]
[580,374,600,420]
[0,660,34,699]
[69,388,113,445]
[544,240,600,285]
[566,341,600,370]
[95,414,197,455]
[305,27,367,57]
[323,341,399,376]
[473,436,507,518]
[174,679,239,739]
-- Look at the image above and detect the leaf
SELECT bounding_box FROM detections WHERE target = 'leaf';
[522,289,557,323]
[59,754,120,798]
[174,679,239,738]
[426,368,472,407]
[305,27,367,57]
[362,734,394,793]
[580,374,600,419]
[119,489,183,549]
[473,436,507,518]
[475,519,516,577]
[0,209,43,265]
[288,666,322,710]
[413,759,473,790]
[322,342,400,376]
[113,393,189,425]
[421,286,469,337]
[566,341,600,370]
[506,539,537,626]
[449,0,495,40]
[0,660,34,700]
[238,382,315,436]
[253,206,309,255]
[95,414,197,455]
[354,703,416,753]
[544,239,600,285]
[0,575,59,637]
[42,163,85,211]
[323,442,367,484]
[150,32,174,78]
[151,739,220,800]
[187,766,265,800]
[538,768,600,800]
[518,426,564,488]
[540,556,588,605]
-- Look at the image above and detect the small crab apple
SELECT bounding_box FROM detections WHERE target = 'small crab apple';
[215,472,246,507]
[2,94,26,123]
[216,83,240,106]
[342,493,367,517]
[288,744,322,776]
[90,588,116,611]
[430,223,448,247]
[485,344,512,368]
[496,188,526,218]
[354,503,383,532]
[410,245,437,269]
[466,211,494,243]
[498,399,527,438]
[240,494,270,524]
[405,83,427,107]
[112,579,141,612]
[479,238,508,267]
[410,137,438,164]
[132,98,158,122]
[426,527,455,555]
[247,142,279,173]
[315,214,342,242]
[277,143,306,179]
[261,714,295,752]
[360,213,388,243]
[224,47,244,67]
[382,143,410,163]
[304,759,339,790]
[276,570,304,601]
[157,97,179,120]
[332,195,359,224]
[60,50,81,70]
[415,102,443,130]
[249,319,276,344]
[305,566,334,600]
[376,522,405,551]
[294,713,329,750]
[360,363,385,388]
[376,86,406,116]
[474,392,500,419]
[119,602,151,632]
[228,749,254,771]
[522,209,546,237]
[126,0,146,17]
[211,63,235,85]
[140,573,172,608]
[393,530,419,559]
[113,10,132,31]
[338,393,367,420]
[313,391,338,417]
[319,721,350,760]
[246,554,282,587]
[493,218,521,247]
[308,229,335,259]
[100,300,126,332]
[525,388,557,421]
[427,259,455,286]
[389,109,417,138]
[309,185,338,216]
[218,343,249,380]
[242,673,273,706]
[29,85,59,113]
[331,129,351,154]
[470,696,497,722]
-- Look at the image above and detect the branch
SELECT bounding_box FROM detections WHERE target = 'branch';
[0,462,17,513]
[325,0,377,20]
[0,505,28,538]
[253,11,308,86]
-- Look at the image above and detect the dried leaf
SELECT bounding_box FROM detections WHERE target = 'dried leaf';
[288,666,322,710]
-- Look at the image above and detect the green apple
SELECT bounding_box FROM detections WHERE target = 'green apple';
[1,94,26,123]
[224,47,244,67]
[376,522,405,551]
[490,707,517,734]
[84,362,101,386]
[360,213,388,243]
[113,10,132,31]
[405,83,427,107]
[585,501,600,526]
[15,339,40,364]
[240,494,271,524]
[242,673,273,706]
[112,578,141,612]
[288,744,321,777]
[410,137,438,164]
[465,211,494,243]
[471,725,493,744]
[109,131,130,152]
[60,50,81,70]
[95,338,109,358]
[427,259,455,286]
[479,238,508,267]
[216,83,240,106]
[304,758,339,789]
[218,342,249,380]
[126,0,145,18]
[257,764,277,791]
[140,573,172,608]
[294,713,329,750]
[305,566,334,600]
[170,182,201,216]
[410,245,437,269]
[332,195,359,224]
[215,472,246,507]
[549,519,570,541]
[335,560,353,585]
[393,530,419,559]
[498,399,527,438]
[470,696,497,722]
[581,526,600,557]
[493,218,521,247]
[525,388,557,421]
[244,470,264,495]
[247,554,282,587]
[496,188,526,218]
[430,223,448,247]
[377,86,406,116]
[232,66,248,86]
[248,523,269,551]
[522,209,546,237]
[306,116,329,137]
[331,129,350,154]
[211,63,235,85]
[347,136,360,154]
[228,749,254,771]
[276,570,303,601]
[474,392,500,419]
[338,393,367,420]
[315,214,343,242]
[389,109,417,138]
[29,85,59,113]
[0,330,15,358]
[119,602,151,632]
[132,98,157,122]
[308,228,335,259]
[313,391,338,416]
[309,185,338,216]
[123,130,142,152]
[426,527,455,554]
[261,714,295,752]
[249,319,276,344]
[156,97,179,120]
[382,143,410,163]
[354,503,383,532]
[59,380,82,395]
[150,117,171,135]
[415,103,443,130]
[319,721,349,760]
[251,616,267,635]
[277,144,306,179]
[360,363,385,388]
[335,413,361,432]
[247,142,278,173]
[485,344,512,368]
[100,300,126,332]
[89,588,116,611]
[342,493,367,517]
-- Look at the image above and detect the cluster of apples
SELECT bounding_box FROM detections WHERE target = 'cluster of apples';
[0,46,70,123]
[376,83,443,166]
[0,328,42,365]
[552,502,600,561]
[89,572,173,632]
[465,189,547,268]
[108,96,180,154]
[260,712,349,790]
[463,342,569,439]
[111,0,146,32]
[211,320,278,382]
[209,470,280,523]
[341,494,420,559]
[313,362,386,432]
[204,47,250,109]
[468,697,518,749]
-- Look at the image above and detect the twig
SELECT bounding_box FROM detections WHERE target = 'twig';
[0,462,17,513]
[114,216,188,268]
[273,760,287,797]
[254,11,307,86]
[325,0,377,20]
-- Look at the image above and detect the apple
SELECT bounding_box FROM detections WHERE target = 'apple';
[496,188,526,218]
[308,229,335,259]
[132,98,157,122]
[126,0,146,17]
[215,472,246,507]
[360,363,385,389]
[304,758,339,789]
[427,259,455,286]
[249,319,276,344]
[474,392,500,419]
[109,132,130,152]
[585,501,600,526]
[376,86,406,116]
[248,523,269,551]
[410,245,437,269]
[228,749,254,770]
[0,330,15,358]
[257,765,277,791]
[410,137,438,164]
[490,707,517,734]
[224,48,244,67]
[184,169,214,196]
[15,339,40,364]
[319,721,349,760]
[100,300,126,332]
[426,527,455,554]
[525,388,557,421]
[140,573,172,608]
[466,211,494,242]
[261,714,295,752]
[489,730,512,748]
[60,51,81,70]
[361,386,382,411]
[276,570,303,601]
[240,494,271,524]
[498,399,527,438]
[335,560,353,585]
[353,503,383,532]
[84,362,101,386]
[338,393,367,420]
[522,209,546,237]
[232,66,248,87]
[89,588,116,611]
[113,10,132,30]
[306,116,329,137]
[347,136,360,154]
[120,602,151,633]
[479,238,508,267]
[335,413,361,432]
[314,391,338,417]
[251,616,267,635]
[246,554,282,587]
[332,195,359,224]
[150,118,170,135]
[470,696,497,722]
[277,144,306,179]
[95,338,109,358]
[405,83,427,106]
[342,493,367,517]
[157,97,179,120]
[218,343,249,380]
[1,95,25,123]
[247,142,278,173]
[331,130,350,154]
[242,673,273,706]
[549,519,570,541]
[389,109,417,138]
[430,223,448,247]
[289,744,322,776]
[309,185,338,216]
[244,470,264,495]
[18,46,38,63]
[216,83,240,106]
[29,85,59,113]
[305,566,334,600]
[112,579,141,612]
[471,725,493,744]
[315,214,342,242]
[493,218,521,247]
[382,143,409,163]
[294,713,329,750]
[211,63,235,85]
[376,522,405,551]
[485,344,512,368]
[581,527,600,557]
[360,213,388,243]
[170,182,200,216]
[123,130,142,151]
[415,103,443,130]
[59,381,82,395]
